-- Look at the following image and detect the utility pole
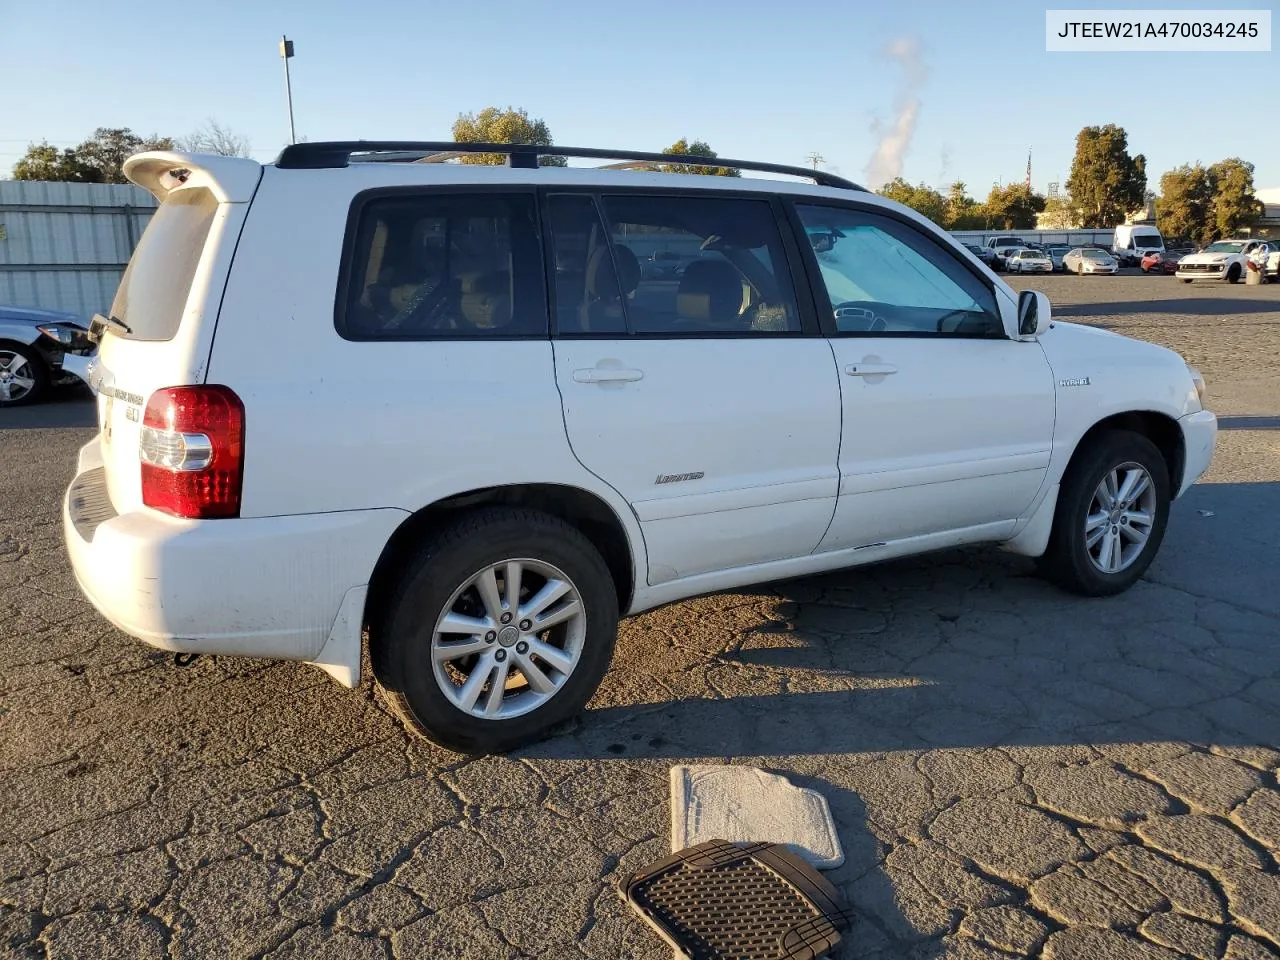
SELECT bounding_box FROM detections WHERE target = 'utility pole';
[806,152,824,170]
[279,36,297,145]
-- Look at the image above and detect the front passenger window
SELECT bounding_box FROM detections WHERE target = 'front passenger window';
[795,204,1004,338]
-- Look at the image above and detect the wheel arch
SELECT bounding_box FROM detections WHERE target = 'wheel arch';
[362,483,639,641]
[1007,408,1186,560]
[1065,409,1186,498]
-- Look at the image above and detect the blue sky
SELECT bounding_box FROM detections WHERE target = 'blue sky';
[3,0,1277,194]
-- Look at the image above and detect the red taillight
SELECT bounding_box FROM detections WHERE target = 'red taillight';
[140,385,245,519]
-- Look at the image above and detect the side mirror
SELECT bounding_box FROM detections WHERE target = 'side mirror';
[1017,290,1052,338]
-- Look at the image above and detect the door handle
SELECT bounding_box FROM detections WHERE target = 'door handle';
[573,367,644,383]
[845,362,898,377]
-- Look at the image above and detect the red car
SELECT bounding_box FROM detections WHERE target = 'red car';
[1141,251,1181,274]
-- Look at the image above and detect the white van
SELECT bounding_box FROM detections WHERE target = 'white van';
[1112,225,1164,267]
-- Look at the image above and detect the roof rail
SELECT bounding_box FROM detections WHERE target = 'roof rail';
[273,140,865,191]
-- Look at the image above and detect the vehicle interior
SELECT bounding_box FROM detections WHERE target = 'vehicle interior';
[551,194,802,335]
[345,195,544,338]
[802,217,1004,337]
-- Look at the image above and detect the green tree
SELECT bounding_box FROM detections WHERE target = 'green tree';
[944,181,982,229]
[1156,164,1215,245]
[980,183,1046,229]
[12,128,172,183]
[12,142,97,182]
[1208,158,1262,239]
[1065,124,1147,227]
[75,128,175,183]
[657,138,741,177]
[1038,194,1081,230]
[451,106,566,166]
[876,177,946,224]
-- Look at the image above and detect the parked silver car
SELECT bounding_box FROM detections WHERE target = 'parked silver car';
[0,305,93,406]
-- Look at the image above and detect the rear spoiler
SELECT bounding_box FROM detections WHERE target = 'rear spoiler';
[123,151,263,204]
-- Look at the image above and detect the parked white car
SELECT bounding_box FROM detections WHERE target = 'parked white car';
[1177,239,1280,283]
[62,143,1217,753]
[1005,249,1054,274]
[1063,248,1119,275]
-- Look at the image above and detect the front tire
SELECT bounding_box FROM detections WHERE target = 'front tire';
[1226,264,1241,284]
[372,507,620,754]
[1038,431,1171,597]
[0,342,49,407]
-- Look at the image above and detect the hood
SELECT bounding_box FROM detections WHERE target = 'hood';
[1042,318,1188,374]
[0,304,84,327]
[1043,319,1181,363]
[1180,251,1235,264]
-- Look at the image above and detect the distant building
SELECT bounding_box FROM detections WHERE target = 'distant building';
[1252,188,1280,238]
[1124,199,1158,225]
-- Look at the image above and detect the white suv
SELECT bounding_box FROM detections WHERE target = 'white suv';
[63,141,1218,754]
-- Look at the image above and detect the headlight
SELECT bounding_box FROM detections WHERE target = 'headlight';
[1187,364,1206,405]
[35,322,89,349]
[36,324,75,344]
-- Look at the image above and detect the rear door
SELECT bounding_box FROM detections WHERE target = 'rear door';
[93,174,253,513]
[545,190,841,585]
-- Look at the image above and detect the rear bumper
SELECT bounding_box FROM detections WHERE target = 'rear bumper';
[63,436,406,663]
[1177,409,1217,497]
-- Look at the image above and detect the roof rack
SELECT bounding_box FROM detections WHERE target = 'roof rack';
[273,140,864,191]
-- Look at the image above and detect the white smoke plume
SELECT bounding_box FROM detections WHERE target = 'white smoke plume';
[864,36,929,190]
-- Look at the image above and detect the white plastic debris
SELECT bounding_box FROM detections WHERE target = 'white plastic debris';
[1198,509,1215,517]
[670,765,844,869]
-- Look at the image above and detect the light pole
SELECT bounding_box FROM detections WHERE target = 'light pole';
[279,35,296,145]
[806,152,824,170]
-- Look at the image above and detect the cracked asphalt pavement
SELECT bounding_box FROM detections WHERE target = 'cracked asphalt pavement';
[3,274,1280,959]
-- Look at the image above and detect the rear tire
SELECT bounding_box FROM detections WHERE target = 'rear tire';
[1038,431,1171,597]
[0,342,49,407]
[1181,278,1193,284]
[372,507,620,754]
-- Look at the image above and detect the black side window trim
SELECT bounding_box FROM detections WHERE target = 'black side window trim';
[783,199,1010,341]
[333,184,551,342]
[537,186,822,340]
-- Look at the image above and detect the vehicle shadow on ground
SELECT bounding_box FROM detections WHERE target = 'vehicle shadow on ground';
[775,776,929,958]
[525,482,1280,763]
[1053,297,1280,319]
[0,388,95,430]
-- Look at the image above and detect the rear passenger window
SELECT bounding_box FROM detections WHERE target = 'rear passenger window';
[339,192,545,339]
[599,195,801,335]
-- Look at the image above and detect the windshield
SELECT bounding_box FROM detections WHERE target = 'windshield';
[1083,250,1110,260]
[1133,235,1163,249]
[1205,241,1246,253]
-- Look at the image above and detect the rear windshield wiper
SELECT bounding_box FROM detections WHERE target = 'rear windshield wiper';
[89,313,131,343]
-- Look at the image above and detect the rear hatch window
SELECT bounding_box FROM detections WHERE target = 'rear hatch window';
[109,187,218,341]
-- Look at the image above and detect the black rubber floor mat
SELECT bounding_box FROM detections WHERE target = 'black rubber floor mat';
[625,838,853,960]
